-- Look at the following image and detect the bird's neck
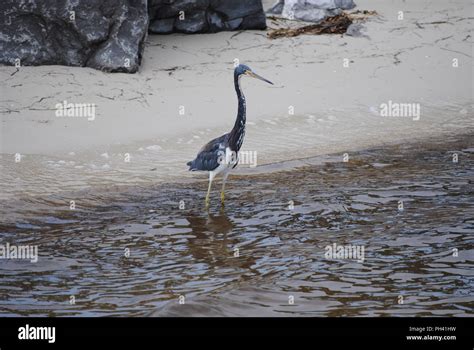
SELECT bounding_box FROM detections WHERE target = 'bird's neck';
[229,74,246,151]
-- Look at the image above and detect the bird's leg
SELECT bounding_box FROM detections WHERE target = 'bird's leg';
[220,189,225,204]
[205,180,212,208]
[221,172,229,205]
[205,172,215,209]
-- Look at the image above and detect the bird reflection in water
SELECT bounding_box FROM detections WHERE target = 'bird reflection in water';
[184,211,254,271]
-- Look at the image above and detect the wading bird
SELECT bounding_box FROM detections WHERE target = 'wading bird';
[187,64,273,208]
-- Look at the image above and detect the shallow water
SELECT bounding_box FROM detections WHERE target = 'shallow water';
[0,134,473,316]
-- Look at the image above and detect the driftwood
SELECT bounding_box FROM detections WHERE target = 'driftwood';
[268,13,353,39]
[267,11,377,39]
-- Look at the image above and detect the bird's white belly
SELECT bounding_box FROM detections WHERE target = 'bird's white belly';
[213,147,238,177]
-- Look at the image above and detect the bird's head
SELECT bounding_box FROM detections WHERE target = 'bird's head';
[235,64,273,85]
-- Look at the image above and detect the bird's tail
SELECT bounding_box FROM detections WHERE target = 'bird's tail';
[187,160,196,171]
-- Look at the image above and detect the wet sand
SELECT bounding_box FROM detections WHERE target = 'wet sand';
[0,134,472,316]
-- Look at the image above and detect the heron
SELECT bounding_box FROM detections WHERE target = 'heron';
[187,64,273,208]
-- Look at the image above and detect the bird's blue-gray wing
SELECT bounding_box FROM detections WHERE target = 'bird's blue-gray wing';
[187,134,227,171]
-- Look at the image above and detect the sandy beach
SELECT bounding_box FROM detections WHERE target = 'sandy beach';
[1,0,472,177]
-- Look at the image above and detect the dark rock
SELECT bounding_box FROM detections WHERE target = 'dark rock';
[174,10,209,33]
[149,0,267,34]
[206,11,225,32]
[149,18,175,34]
[240,11,267,30]
[151,0,209,19]
[224,18,244,31]
[0,0,267,72]
[212,0,264,21]
[0,0,148,73]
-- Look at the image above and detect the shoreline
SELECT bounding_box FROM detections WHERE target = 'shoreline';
[1,131,472,222]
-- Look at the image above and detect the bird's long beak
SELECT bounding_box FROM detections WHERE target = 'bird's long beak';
[247,71,273,85]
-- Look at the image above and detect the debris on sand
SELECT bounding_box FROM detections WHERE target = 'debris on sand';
[348,10,378,21]
[268,13,352,39]
[267,10,377,39]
